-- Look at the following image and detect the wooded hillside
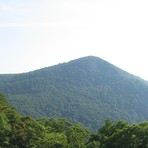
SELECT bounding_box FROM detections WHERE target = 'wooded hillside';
[0,56,148,130]
[0,93,148,147]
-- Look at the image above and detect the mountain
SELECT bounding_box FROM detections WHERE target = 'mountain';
[0,56,148,130]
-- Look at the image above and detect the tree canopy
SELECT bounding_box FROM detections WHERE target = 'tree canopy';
[0,92,148,147]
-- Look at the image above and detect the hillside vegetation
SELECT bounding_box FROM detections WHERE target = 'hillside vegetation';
[1,93,148,147]
[0,56,148,130]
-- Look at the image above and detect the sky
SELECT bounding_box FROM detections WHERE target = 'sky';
[0,0,148,80]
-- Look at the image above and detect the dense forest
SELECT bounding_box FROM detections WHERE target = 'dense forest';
[0,93,148,147]
[0,56,148,130]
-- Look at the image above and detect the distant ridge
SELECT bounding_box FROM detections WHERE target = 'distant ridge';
[0,56,148,130]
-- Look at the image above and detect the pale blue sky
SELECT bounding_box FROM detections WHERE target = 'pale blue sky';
[0,0,148,80]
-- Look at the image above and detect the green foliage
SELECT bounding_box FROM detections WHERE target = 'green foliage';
[37,133,68,148]
[0,93,148,148]
[67,124,90,147]
[88,120,148,148]
[0,56,148,130]
[0,92,8,104]
[0,94,90,147]
[38,118,73,133]
[0,112,11,147]
[37,118,90,148]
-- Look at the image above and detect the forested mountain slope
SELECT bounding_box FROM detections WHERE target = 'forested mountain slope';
[1,93,148,147]
[0,56,148,130]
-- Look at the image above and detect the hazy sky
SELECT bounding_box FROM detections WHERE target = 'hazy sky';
[1,0,148,80]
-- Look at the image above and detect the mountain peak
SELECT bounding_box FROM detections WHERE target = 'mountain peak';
[68,56,104,63]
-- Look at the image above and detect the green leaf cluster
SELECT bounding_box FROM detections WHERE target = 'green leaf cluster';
[88,120,148,148]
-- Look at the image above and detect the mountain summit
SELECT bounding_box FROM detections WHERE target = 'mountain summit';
[0,56,148,130]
